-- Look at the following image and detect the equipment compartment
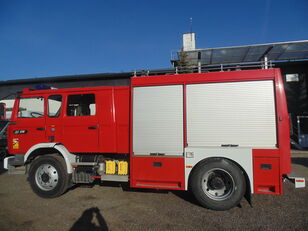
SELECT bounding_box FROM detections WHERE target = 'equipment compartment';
[253,157,281,194]
[131,156,185,190]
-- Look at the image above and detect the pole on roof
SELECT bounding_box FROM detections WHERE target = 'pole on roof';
[264,56,268,69]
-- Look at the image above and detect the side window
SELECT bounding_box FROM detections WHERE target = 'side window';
[66,94,96,116]
[18,97,44,118]
[48,95,62,117]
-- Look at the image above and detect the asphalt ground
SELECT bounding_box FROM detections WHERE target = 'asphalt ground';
[0,150,307,231]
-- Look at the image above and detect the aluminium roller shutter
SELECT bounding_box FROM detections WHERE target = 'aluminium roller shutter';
[186,80,277,148]
[133,85,183,156]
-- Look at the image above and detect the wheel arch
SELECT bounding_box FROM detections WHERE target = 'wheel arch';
[24,143,75,174]
[188,157,251,199]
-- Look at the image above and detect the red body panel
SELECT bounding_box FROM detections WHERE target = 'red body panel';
[114,88,130,153]
[130,156,185,190]
[131,69,276,87]
[252,70,291,194]
[253,157,280,194]
[274,69,291,175]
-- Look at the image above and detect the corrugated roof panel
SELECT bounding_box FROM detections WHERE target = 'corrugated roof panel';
[279,51,308,59]
[212,47,248,57]
[212,56,243,63]
[245,45,270,55]
[179,40,308,65]
[244,55,264,62]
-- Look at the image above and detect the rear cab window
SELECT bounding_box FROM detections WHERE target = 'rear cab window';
[66,94,96,116]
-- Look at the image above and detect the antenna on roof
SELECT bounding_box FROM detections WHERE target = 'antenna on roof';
[190,17,193,34]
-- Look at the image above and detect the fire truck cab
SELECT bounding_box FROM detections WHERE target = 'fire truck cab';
[4,68,293,210]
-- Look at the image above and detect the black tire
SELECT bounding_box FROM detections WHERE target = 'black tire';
[190,158,246,211]
[28,155,69,198]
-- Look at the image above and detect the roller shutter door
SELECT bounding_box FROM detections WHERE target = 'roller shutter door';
[133,85,183,155]
[186,80,277,148]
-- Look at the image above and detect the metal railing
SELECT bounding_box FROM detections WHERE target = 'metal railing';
[133,60,274,77]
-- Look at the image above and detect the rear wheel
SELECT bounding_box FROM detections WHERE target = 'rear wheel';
[190,158,246,210]
[28,155,69,198]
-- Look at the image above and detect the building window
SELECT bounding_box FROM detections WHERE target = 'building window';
[198,51,202,60]
[67,94,96,116]
[285,73,299,82]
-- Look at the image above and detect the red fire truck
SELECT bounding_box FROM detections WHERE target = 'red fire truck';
[3,68,297,210]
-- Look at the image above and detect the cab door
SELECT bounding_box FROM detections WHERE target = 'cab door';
[45,94,63,143]
[62,93,99,153]
[8,96,46,154]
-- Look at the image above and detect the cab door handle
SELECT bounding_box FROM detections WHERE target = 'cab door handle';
[36,127,45,131]
[88,126,98,130]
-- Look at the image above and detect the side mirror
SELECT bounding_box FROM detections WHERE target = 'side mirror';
[0,103,6,120]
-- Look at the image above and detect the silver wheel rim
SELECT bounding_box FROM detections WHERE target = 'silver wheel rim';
[35,164,59,191]
[201,168,235,201]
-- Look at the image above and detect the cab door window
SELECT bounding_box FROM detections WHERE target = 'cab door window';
[48,95,62,117]
[18,97,44,118]
[66,94,96,116]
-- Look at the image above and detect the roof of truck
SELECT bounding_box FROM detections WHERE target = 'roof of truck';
[19,85,130,96]
[132,68,280,86]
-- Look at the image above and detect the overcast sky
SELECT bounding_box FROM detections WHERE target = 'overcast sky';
[0,0,307,80]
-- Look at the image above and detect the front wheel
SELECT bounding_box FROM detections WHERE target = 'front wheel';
[28,155,70,198]
[190,158,246,210]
